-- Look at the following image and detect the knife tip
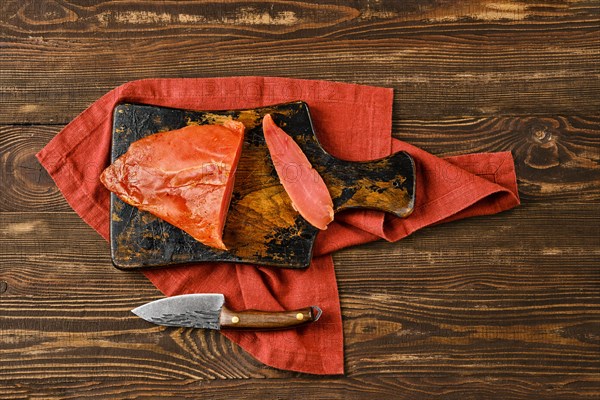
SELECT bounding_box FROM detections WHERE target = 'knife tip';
[131,306,143,318]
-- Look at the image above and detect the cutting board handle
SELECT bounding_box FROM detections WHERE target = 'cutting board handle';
[320,150,415,218]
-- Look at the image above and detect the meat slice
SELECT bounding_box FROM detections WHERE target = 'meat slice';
[100,120,245,250]
[262,114,334,230]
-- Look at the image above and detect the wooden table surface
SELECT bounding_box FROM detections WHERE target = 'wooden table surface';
[1,1,598,398]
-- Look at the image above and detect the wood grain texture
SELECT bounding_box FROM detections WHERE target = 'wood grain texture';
[1,376,600,400]
[0,207,599,396]
[0,1,598,123]
[1,0,599,398]
[395,115,600,201]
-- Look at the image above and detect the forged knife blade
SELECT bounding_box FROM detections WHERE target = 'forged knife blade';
[132,293,322,330]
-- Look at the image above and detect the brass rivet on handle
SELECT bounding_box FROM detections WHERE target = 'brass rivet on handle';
[231,316,240,324]
[296,313,304,321]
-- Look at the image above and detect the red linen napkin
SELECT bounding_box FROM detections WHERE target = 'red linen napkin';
[36,77,520,375]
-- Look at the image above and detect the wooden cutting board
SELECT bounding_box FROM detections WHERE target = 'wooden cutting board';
[109,101,415,269]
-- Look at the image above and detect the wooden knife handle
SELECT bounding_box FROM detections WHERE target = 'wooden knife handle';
[319,150,416,218]
[219,305,322,330]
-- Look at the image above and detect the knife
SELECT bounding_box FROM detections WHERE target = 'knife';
[132,293,322,330]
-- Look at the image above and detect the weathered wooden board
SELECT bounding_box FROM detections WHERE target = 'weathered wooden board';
[110,102,414,269]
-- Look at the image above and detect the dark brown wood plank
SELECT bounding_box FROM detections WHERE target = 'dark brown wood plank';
[394,115,600,201]
[1,375,600,400]
[1,204,598,296]
[0,125,71,212]
[1,1,596,38]
[0,1,598,123]
[1,36,596,123]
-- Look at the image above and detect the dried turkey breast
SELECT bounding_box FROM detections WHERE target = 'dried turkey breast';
[100,121,245,250]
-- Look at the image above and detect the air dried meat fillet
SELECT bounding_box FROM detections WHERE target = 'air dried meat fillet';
[262,114,334,230]
[100,121,245,250]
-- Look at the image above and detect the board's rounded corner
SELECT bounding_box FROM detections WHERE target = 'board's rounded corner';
[296,100,310,109]
[113,102,131,115]
[110,257,137,272]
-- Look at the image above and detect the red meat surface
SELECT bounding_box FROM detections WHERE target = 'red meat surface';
[100,121,245,250]
[262,114,334,230]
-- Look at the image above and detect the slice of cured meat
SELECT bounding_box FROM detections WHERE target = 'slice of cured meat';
[262,114,334,230]
[100,120,245,250]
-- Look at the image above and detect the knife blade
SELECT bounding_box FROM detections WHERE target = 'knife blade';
[132,293,322,330]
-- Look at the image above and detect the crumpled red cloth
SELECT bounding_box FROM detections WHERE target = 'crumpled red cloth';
[36,77,520,375]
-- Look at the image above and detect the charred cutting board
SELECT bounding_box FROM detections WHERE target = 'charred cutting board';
[110,101,415,269]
